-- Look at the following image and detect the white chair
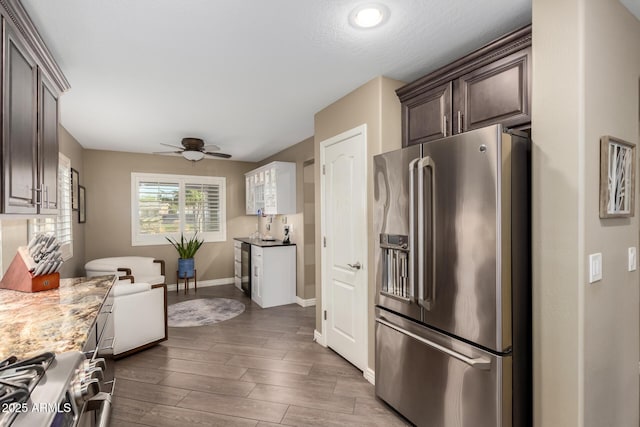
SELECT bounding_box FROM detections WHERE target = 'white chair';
[84,256,165,285]
[85,257,167,358]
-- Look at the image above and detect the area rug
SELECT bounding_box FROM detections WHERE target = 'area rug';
[167,298,245,327]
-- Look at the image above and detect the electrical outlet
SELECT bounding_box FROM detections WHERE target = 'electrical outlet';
[589,253,602,283]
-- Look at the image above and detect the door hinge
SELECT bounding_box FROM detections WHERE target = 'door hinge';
[323,236,326,247]
[322,164,325,175]
[324,310,327,320]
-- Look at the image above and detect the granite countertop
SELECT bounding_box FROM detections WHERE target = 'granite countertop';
[0,275,116,359]
[234,237,296,247]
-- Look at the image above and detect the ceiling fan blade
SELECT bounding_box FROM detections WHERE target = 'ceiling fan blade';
[160,142,185,150]
[204,151,232,159]
[152,150,182,155]
[202,144,221,151]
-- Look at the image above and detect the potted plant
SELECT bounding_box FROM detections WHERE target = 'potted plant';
[166,232,204,279]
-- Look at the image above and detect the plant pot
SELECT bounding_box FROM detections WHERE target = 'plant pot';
[178,258,195,279]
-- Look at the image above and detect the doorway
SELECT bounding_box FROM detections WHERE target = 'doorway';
[320,124,367,371]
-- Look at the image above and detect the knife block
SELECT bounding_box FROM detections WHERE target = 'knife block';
[0,250,60,292]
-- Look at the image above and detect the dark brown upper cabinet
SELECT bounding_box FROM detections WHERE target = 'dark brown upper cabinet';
[39,75,60,214]
[397,25,531,147]
[3,22,39,214]
[0,0,69,214]
[454,47,531,133]
[404,82,452,146]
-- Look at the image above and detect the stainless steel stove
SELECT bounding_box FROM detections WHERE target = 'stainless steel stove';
[0,351,111,427]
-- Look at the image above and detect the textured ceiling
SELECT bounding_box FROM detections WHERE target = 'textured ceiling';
[21,0,531,162]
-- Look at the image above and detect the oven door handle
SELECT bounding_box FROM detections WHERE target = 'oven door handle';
[85,392,112,427]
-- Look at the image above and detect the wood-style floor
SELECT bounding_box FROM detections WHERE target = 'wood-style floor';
[110,284,409,426]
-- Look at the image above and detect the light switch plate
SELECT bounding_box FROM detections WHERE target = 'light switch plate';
[589,253,602,283]
[629,247,637,272]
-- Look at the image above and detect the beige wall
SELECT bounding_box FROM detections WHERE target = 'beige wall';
[83,150,256,284]
[582,1,639,425]
[0,125,86,279]
[533,0,640,425]
[314,75,404,371]
[58,126,86,277]
[256,136,315,300]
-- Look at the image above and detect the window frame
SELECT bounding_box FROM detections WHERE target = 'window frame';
[28,153,73,261]
[131,172,227,246]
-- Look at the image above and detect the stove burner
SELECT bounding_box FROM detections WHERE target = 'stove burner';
[0,380,29,406]
[1,352,55,371]
[0,356,17,369]
[0,351,55,424]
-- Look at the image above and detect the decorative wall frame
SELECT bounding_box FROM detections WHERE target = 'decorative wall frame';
[600,136,636,218]
[78,185,86,223]
[71,168,79,211]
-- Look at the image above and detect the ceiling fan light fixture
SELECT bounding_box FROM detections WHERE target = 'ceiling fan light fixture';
[349,4,389,29]
[182,150,205,162]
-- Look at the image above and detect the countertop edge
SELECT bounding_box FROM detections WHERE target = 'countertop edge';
[234,237,297,247]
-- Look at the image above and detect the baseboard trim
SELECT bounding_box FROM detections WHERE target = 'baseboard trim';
[313,329,327,347]
[364,367,375,385]
[296,297,316,307]
[166,277,234,292]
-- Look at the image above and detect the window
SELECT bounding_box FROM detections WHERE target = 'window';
[29,154,73,260]
[131,173,226,246]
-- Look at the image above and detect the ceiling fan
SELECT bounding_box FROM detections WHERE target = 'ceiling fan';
[154,137,232,161]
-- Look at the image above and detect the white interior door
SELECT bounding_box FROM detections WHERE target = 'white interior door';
[321,125,367,371]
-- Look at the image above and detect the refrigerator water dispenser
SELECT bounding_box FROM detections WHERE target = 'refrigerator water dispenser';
[380,234,410,300]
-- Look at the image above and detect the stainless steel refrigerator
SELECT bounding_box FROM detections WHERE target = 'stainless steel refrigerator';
[373,124,531,427]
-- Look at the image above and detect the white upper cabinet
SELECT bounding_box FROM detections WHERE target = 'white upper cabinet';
[245,161,296,215]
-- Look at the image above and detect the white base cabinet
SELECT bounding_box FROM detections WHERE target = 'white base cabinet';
[251,244,296,308]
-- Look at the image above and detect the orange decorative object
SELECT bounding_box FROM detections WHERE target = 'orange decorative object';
[0,252,60,293]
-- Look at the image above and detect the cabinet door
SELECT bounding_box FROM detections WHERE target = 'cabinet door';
[251,253,262,306]
[454,47,531,133]
[245,176,254,215]
[39,74,59,214]
[3,25,38,213]
[402,82,452,147]
[263,168,276,215]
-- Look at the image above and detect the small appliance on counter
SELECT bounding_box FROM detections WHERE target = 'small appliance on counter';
[0,234,64,292]
[283,225,291,244]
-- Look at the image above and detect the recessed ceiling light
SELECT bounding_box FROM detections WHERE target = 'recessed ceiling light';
[349,4,390,29]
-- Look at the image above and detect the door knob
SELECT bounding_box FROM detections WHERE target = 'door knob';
[347,262,361,270]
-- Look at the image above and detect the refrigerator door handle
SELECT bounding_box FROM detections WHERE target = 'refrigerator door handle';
[376,317,491,370]
[408,158,420,302]
[417,156,436,310]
